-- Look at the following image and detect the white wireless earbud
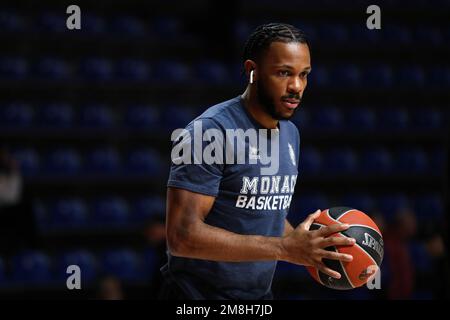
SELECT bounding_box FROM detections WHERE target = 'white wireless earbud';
[249,70,254,84]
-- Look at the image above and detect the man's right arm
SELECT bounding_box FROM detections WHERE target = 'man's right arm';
[166,186,355,279]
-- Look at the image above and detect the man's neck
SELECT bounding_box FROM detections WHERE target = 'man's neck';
[241,87,279,129]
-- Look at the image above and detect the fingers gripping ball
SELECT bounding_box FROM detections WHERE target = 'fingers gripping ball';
[307,207,384,290]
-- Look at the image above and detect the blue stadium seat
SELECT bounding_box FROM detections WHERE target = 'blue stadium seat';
[299,147,322,174]
[37,12,66,33]
[161,105,194,130]
[331,65,361,88]
[51,198,89,228]
[430,148,445,173]
[0,57,28,79]
[409,242,432,272]
[363,65,394,88]
[153,60,191,83]
[80,14,107,35]
[0,257,5,285]
[79,104,114,128]
[86,147,121,173]
[289,194,328,225]
[414,194,444,221]
[11,251,52,284]
[310,106,343,129]
[125,105,160,128]
[152,17,182,37]
[39,103,74,127]
[142,248,158,279]
[410,108,442,129]
[228,62,247,86]
[233,20,252,43]
[116,59,150,81]
[415,26,443,47]
[317,24,349,43]
[427,67,450,88]
[341,193,376,213]
[80,58,114,81]
[196,61,230,84]
[323,148,358,173]
[57,250,98,283]
[93,197,129,226]
[11,148,40,176]
[360,147,393,173]
[0,11,26,32]
[383,25,412,45]
[377,194,410,221]
[46,148,82,174]
[293,23,317,43]
[290,108,310,128]
[132,196,165,222]
[101,249,143,281]
[346,107,377,130]
[349,24,381,44]
[396,66,425,87]
[0,102,33,127]
[110,16,148,37]
[394,148,428,173]
[36,57,71,80]
[446,25,450,42]
[126,149,162,175]
[377,108,409,130]
[308,65,329,87]
[32,200,48,231]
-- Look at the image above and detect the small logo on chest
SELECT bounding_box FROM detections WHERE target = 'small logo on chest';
[288,143,296,166]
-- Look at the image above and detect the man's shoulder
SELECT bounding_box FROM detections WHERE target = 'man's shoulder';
[193,96,243,126]
[283,119,300,137]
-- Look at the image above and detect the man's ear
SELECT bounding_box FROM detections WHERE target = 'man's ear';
[244,60,257,84]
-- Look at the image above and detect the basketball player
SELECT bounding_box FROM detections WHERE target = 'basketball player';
[160,23,356,300]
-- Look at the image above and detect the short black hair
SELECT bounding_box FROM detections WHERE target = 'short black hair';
[242,22,309,64]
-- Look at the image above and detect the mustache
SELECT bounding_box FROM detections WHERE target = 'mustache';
[282,93,301,101]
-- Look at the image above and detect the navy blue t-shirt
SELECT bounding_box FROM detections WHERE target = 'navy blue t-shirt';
[163,96,300,299]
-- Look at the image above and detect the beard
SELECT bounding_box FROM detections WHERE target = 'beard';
[256,79,299,120]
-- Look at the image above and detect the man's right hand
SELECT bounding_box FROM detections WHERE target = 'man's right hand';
[280,209,356,279]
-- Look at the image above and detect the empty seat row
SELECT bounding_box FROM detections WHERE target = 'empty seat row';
[8,145,444,177]
[30,191,443,231]
[2,9,449,47]
[9,146,444,176]
[300,146,444,174]
[0,12,190,38]
[0,248,159,286]
[11,147,165,176]
[292,107,446,130]
[0,58,236,83]
[241,0,450,11]
[235,21,450,47]
[1,103,446,131]
[0,102,195,129]
[1,57,449,88]
[33,196,165,229]
[289,193,444,224]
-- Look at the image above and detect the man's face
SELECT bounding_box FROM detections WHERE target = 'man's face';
[255,41,311,120]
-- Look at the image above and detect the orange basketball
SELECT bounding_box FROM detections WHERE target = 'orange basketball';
[306,207,384,290]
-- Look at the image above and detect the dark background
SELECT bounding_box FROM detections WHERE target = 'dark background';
[0,0,448,299]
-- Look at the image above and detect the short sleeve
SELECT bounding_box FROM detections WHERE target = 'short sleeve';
[167,117,225,197]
